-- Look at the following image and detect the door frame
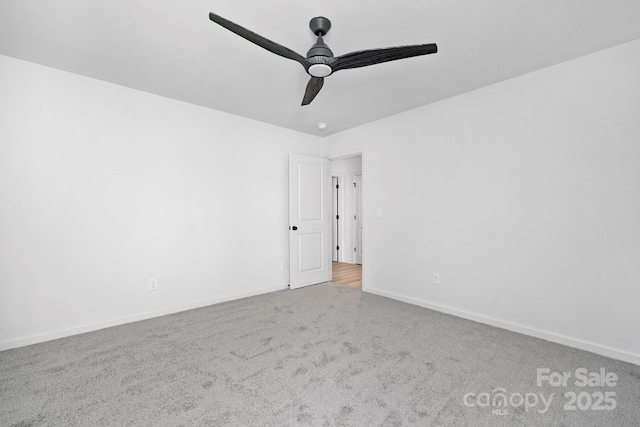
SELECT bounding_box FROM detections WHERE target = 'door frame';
[353,172,363,265]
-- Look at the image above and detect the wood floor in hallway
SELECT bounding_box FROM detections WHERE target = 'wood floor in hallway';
[331,262,362,289]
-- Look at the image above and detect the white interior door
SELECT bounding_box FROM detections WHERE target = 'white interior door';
[289,154,331,289]
[354,174,363,265]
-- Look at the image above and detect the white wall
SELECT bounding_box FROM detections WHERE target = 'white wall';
[0,55,323,349]
[3,38,640,364]
[330,155,362,263]
[325,40,640,364]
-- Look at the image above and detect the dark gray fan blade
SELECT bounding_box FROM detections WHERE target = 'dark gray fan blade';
[209,13,310,71]
[302,77,324,106]
[331,44,437,72]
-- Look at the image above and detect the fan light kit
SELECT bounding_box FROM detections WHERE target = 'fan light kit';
[209,13,438,105]
[308,64,332,78]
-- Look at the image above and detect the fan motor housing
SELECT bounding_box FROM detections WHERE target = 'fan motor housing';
[307,37,333,58]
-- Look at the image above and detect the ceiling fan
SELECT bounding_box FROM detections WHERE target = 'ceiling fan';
[209,13,438,106]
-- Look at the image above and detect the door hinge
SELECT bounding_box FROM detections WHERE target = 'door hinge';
[354,247,357,252]
[353,182,356,187]
[336,215,339,219]
[336,246,340,251]
[354,215,356,220]
[336,184,339,189]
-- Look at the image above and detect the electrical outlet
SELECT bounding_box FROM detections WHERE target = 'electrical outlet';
[148,278,158,291]
[432,273,440,286]
[281,260,287,270]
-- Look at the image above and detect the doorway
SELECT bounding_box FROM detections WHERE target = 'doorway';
[329,154,363,289]
[287,152,363,290]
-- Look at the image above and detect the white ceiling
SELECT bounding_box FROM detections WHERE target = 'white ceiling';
[2,1,640,137]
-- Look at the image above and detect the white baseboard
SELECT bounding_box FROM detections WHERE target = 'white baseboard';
[364,287,640,366]
[0,284,288,352]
